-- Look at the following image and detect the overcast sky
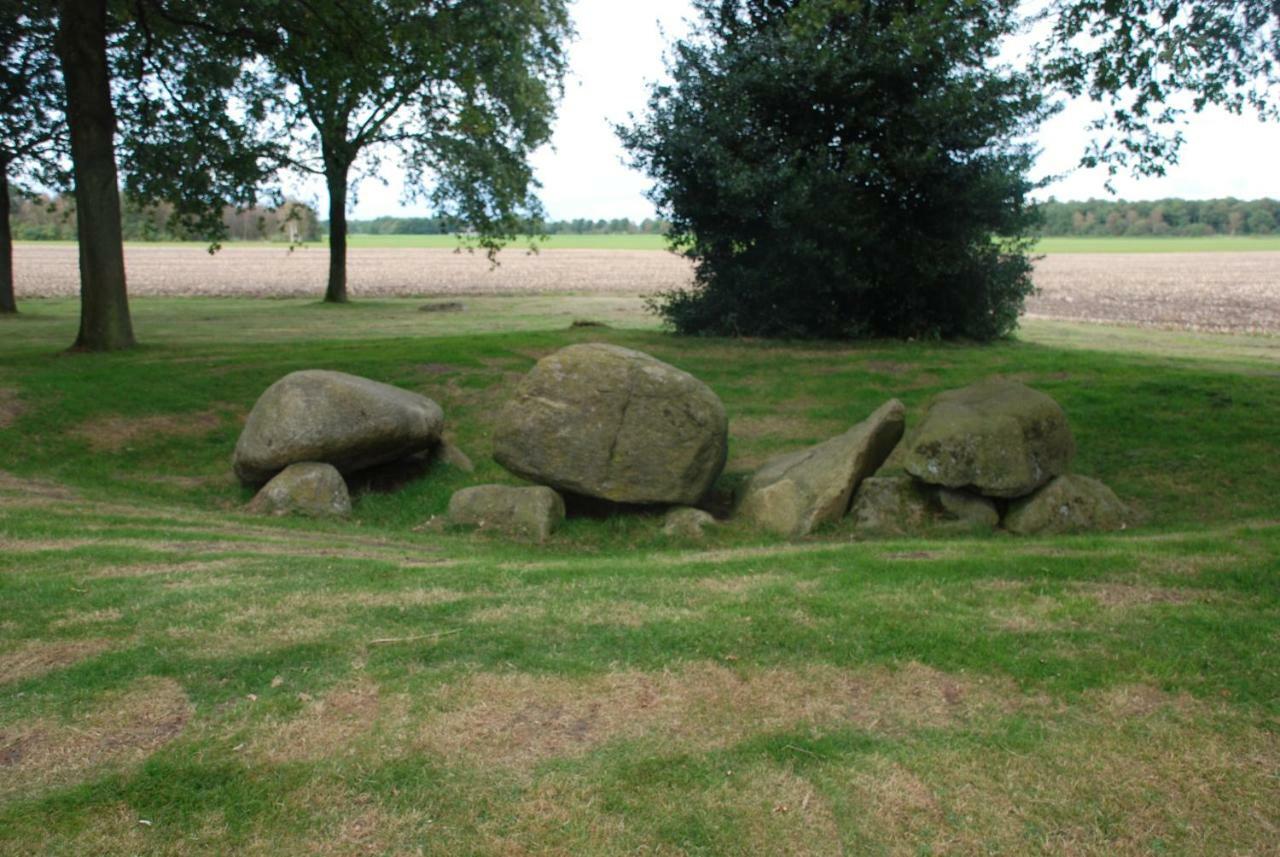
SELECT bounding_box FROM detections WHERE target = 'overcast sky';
[332,0,1280,221]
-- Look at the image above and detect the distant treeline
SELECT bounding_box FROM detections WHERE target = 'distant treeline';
[1038,198,1278,237]
[8,190,321,242]
[15,193,1278,240]
[339,216,671,235]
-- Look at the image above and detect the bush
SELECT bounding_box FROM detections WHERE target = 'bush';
[620,0,1048,341]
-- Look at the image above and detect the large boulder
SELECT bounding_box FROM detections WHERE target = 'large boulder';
[234,370,444,485]
[247,462,351,518]
[738,400,905,537]
[447,484,565,542]
[1003,475,1128,535]
[902,379,1075,498]
[492,344,728,505]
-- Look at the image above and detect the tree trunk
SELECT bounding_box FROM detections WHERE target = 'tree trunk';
[56,0,135,351]
[324,161,350,303]
[0,170,15,314]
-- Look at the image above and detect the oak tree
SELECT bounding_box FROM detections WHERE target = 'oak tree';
[1035,0,1280,179]
[245,0,573,303]
[0,1,66,315]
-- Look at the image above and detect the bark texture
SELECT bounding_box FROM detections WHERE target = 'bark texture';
[56,0,135,350]
[0,170,15,314]
[324,158,349,303]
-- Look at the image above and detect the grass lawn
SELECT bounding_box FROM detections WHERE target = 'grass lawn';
[1,297,1278,855]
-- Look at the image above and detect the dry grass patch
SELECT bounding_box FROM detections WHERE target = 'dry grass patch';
[1075,582,1204,609]
[0,638,114,685]
[70,409,228,453]
[843,759,946,851]
[693,573,788,595]
[0,537,98,555]
[86,558,245,580]
[0,470,76,500]
[872,709,1280,854]
[0,389,23,430]
[284,586,473,612]
[252,679,410,765]
[0,676,190,799]
[468,593,706,628]
[418,661,1018,773]
[48,608,124,630]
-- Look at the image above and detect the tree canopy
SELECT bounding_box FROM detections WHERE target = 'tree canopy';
[620,0,1049,341]
[1034,0,1280,180]
[244,0,573,302]
[0,1,66,313]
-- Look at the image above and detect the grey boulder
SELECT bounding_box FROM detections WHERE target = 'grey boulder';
[849,475,935,535]
[902,379,1075,498]
[234,370,444,485]
[662,506,717,540]
[493,343,728,505]
[447,484,565,542]
[936,488,1000,531]
[738,400,905,537]
[246,462,351,518]
[1003,474,1128,535]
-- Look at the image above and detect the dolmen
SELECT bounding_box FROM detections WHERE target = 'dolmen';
[234,370,445,517]
[449,343,729,540]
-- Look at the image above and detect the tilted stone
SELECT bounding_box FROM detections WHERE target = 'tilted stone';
[739,399,905,537]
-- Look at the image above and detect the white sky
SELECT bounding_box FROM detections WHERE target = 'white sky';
[332,0,1280,222]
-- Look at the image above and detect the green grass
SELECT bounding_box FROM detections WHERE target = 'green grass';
[1031,235,1280,253]
[1,297,1278,855]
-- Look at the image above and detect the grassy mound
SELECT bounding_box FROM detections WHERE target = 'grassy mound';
[1,297,1277,855]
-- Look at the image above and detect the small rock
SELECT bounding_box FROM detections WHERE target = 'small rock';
[447,484,565,542]
[849,475,935,534]
[1003,474,1128,535]
[738,400,905,537]
[936,487,999,530]
[663,506,717,539]
[247,462,351,518]
[436,440,474,473]
[902,379,1075,498]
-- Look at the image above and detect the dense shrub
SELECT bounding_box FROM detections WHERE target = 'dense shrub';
[619,0,1048,341]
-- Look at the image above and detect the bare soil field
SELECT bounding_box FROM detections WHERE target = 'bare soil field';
[13,243,1280,334]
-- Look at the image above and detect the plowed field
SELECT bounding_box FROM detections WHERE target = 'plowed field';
[13,243,1280,334]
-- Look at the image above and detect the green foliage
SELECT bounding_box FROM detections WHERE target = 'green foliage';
[619,0,1049,342]
[243,0,572,256]
[0,1,66,186]
[1037,197,1280,237]
[1034,0,1280,180]
[7,190,320,242]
